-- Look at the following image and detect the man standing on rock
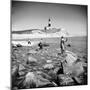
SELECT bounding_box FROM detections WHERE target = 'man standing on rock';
[60,36,67,54]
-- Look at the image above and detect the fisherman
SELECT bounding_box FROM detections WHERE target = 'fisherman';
[60,36,67,54]
[38,42,43,50]
[28,40,31,44]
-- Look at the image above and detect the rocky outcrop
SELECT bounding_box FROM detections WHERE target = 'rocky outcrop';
[26,56,37,64]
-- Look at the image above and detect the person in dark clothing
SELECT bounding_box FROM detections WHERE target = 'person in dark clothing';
[28,40,31,44]
[60,36,67,54]
[38,42,43,50]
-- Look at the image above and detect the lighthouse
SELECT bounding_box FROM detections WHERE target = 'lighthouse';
[44,18,52,31]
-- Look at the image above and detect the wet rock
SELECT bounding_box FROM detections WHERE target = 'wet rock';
[43,64,54,70]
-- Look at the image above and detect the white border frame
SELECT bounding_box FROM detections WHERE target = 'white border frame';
[0,0,89,90]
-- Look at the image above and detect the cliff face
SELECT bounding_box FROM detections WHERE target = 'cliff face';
[12,28,61,34]
[12,28,68,39]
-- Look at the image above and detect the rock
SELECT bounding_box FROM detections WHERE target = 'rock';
[72,76,82,84]
[63,62,84,77]
[47,56,51,59]
[26,56,37,64]
[48,70,57,81]
[18,64,26,76]
[16,44,22,47]
[19,71,26,76]
[22,71,55,88]
[67,44,71,47]
[53,67,60,74]
[36,74,52,87]
[43,64,54,70]
[23,72,37,88]
[12,65,19,86]
[58,74,74,86]
[35,71,57,87]
[65,50,77,66]
[72,62,84,76]
[46,60,52,63]
[54,65,64,75]
[42,43,49,47]
[12,43,17,48]
[19,64,25,71]
[41,57,45,59]
[12,65,19,78]
[27,50,37,55]
[12,87,18,90]
[83,55,87,60]
[37,71,52,80]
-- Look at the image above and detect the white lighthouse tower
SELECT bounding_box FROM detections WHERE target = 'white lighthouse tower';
[44,18,52,31]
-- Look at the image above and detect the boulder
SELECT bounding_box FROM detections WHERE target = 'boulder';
[43,64,54,70]
[27,50,37,55]
[46,60,52,63]
[63,62,84,77]
[54,64,64,75]
[12,65,19,86]
[18,64,26,76]
[36,71,52,80]
[26,56,37,64]
[16,44,22,47]
[36,74,53,87]
[23,72,37,88]
[63,50,84,84]
[58,74,74,86]
[67,44,71,47]
[48,70,57,81]
[19,64,25,71]
[65,50,77,66]
[22,71,55,88]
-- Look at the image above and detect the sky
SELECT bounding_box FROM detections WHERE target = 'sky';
[12,1,87,36]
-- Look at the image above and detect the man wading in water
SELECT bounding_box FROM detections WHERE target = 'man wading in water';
[60,36,67,54]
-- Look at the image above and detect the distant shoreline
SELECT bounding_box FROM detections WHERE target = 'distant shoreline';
[12,36,87,41]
